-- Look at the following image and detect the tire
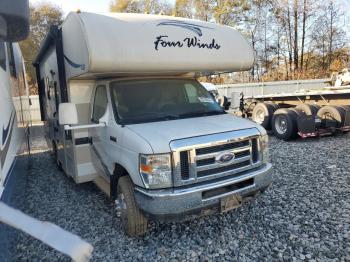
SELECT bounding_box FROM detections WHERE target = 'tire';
[338,105,350,116]
[252,102,277,130]
[116,176,148,236]
[295,104,320,116]
[272,109,298,140]
[317,106,345,127]
[268,103,280,111]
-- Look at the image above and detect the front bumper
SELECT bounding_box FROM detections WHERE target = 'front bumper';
[134,163,272,220]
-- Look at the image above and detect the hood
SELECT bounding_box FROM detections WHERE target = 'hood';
[126,113,265,153]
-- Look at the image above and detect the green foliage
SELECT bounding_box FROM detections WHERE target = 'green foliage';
[19,3,63,95]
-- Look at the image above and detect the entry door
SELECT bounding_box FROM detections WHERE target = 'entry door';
[90,85,110,175]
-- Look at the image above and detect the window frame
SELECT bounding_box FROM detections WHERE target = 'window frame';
[0,40,6,71]
[6,42,17,78]
[91,84,108,123]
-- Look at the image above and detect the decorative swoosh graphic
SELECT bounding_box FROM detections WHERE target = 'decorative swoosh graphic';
[157,20,213,36]
[64,55,86,70]
[1,111,15,168]
[2,111,14,146]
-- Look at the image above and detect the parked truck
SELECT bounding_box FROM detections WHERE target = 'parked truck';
[34,12,272,236]
[219,71,350,141]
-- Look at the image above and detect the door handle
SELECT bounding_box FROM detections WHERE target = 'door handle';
[110,136,117,142]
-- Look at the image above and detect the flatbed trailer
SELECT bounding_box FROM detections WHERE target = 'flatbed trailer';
[220,78,350,140]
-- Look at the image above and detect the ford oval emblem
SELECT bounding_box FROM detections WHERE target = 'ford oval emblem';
[216,152,235,164]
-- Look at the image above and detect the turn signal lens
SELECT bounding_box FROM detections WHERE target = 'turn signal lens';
[139,154,172,189]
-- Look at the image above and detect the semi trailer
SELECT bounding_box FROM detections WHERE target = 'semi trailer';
[219,71,350,141]
[34,12,272,236]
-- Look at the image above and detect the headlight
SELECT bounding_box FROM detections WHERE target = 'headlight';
[139,154,172,189]
[260,134,269,163]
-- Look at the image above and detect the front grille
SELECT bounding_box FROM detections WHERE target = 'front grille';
[196,140,249,155]
[197,160,251,177]
[196,149,250,167]
[251,138,259,163]
[175,137,261,184]
[180,151,190,180]
[234,149,251,158]
[197,158,215,166]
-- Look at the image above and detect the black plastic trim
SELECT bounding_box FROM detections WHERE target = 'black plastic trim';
[75,137,91,145]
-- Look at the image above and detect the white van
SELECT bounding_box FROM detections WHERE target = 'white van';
[34,12,272,236]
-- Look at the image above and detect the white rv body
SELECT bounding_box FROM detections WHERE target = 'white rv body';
[0,40,31,259]
[0,42,31,199]
[61,12,254,79]
[35,12,272,235]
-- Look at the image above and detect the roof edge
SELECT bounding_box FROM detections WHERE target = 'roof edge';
[33,25,59,66]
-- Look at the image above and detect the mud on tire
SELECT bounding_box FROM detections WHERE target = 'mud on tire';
[117,176,148,236]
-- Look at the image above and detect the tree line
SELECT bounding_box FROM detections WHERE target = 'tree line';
[21,1,350,94]
[110,0,350,83]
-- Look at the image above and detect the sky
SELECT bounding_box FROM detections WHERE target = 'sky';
[30,0,176,15]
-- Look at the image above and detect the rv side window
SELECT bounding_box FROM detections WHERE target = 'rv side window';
[92,85,108,122]
[0,41,6,71]
[6,43,17,78]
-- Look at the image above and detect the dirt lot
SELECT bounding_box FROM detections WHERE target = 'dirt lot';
[12,128,350,261]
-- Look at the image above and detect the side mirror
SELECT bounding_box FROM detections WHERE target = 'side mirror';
[59,103,78,125]
[218,96,230,110]
[0,0,30,41]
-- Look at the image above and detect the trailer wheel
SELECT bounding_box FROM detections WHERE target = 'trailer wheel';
[272,109,298,140]
[116,176,148,236]
[268,103,280,111]
[295,104,320,116]
[317,106,345,127]
[252,102,276,130]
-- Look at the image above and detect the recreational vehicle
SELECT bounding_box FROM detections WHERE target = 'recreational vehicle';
[34,12,272,236]
[0,42,31,199]
[0,13,31,203]
[0,0,31,258]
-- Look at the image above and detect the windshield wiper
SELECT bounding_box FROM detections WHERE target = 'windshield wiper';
[122,112,180,124]
[130,112,179,119]
[179,110,226,118]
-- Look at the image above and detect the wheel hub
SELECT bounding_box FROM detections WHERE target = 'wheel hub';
[115,193,127,218]
[275,115,288,134]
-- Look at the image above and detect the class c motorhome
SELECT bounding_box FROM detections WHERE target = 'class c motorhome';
[34,12,272,236]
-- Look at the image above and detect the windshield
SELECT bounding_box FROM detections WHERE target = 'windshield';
[110,79,225,124]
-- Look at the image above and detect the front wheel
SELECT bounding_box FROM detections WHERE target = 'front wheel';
[116,176,148,236]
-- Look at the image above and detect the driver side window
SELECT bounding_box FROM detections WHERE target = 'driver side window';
[92,85,107,123]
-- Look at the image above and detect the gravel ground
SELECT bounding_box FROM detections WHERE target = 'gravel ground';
[12,127,350,261]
